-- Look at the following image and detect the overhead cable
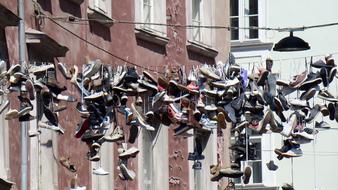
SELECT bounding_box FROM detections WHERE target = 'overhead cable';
[39,14,338,32]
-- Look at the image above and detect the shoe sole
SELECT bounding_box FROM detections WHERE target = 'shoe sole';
[298,78,322,91]
[281,152,302,158]
[120,164,135,180]
[317,94,338,102]
[243,166,252,184]
[300,88,316,101]
[274,97,283,112]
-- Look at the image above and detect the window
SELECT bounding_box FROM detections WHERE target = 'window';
[0,28,10,181]
[135,0,167,36]
[89,0,112,18]
[187,0,214,47]
[234,136,262,185]
[192,0,202,42]
[230,0,259,41]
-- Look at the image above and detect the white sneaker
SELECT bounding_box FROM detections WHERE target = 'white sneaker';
[29,129,41,137]
[71,186,86,190]
[38,121,65,134]
[119,147,139,158]
[93,167,109,175]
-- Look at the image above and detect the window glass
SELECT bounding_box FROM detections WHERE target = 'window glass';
[143,0,151,24]
[230,0,259,41]
[192,0,202,42]
[230,0,239,16]
[231,18,239,40]
[249,16,258,38]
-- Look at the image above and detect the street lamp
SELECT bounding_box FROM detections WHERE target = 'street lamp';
[273,31,310,51]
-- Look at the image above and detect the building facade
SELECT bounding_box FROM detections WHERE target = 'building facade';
[0,0,230,190]
[231,0,338,189]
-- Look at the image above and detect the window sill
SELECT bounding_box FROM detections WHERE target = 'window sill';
[66,0,84,4]
[231,40,274,51]
[87,7,114,27]
[135,28,169,46]
[186,40,218,58]
[235,184,279,190]
[0,4,20,27]
[25,28,69,57]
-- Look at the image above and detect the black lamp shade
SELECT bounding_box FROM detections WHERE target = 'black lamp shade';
[273,31,310,51]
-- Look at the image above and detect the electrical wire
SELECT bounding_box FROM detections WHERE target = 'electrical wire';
[39,14,338,32]
[43,16,164,74]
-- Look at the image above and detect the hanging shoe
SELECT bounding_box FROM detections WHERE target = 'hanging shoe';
[93,167,109,175]
[243,166,252,184]
[104,126,124,142]
[38,121,65,134]
[119,147,139,159]
[119,163,136,180]
[266,160,278,171]
[59,157,77,173]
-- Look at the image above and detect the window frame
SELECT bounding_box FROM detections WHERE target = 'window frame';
[88,0,112,19]
[231,134,263,185]
[230,0,264,42]
[135,0,167,37]
[187,0,215,48]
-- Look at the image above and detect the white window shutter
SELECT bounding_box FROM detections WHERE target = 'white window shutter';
[153,0,166,35]
[202,0,212,46]
[135,0,142,25]
[98,0,107,14]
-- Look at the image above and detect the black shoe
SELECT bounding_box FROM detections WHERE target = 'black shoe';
[328,67,337,84]
[257,70,269,86]
[276,111,287,122]
[305,104,320,123]
[320,67,329,87]
[327,104,336,120]
[266,160,278,171]
[128,124,139,144]
[43,106,58,126]
[188,152,205,161]
[299,87,316,101]
[19,113,35,122]
[277,90,290,110]
[192,161,202,170]
[195,137,203,155]
[124,67,139,83]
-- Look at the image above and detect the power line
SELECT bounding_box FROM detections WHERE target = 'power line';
[45,17,164,74]
[39,14,338,32]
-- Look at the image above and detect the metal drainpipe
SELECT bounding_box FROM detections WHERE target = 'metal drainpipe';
[18,0,28,189]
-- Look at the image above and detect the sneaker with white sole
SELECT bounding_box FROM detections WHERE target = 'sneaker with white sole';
[38,121,65,134]
[119,147,139,159]
[93,167,109,175]
[104,126,124,142]
[119,163,136,180]
[281,147,303,158]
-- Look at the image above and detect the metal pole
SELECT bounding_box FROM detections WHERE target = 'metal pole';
[18,0,28,190]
